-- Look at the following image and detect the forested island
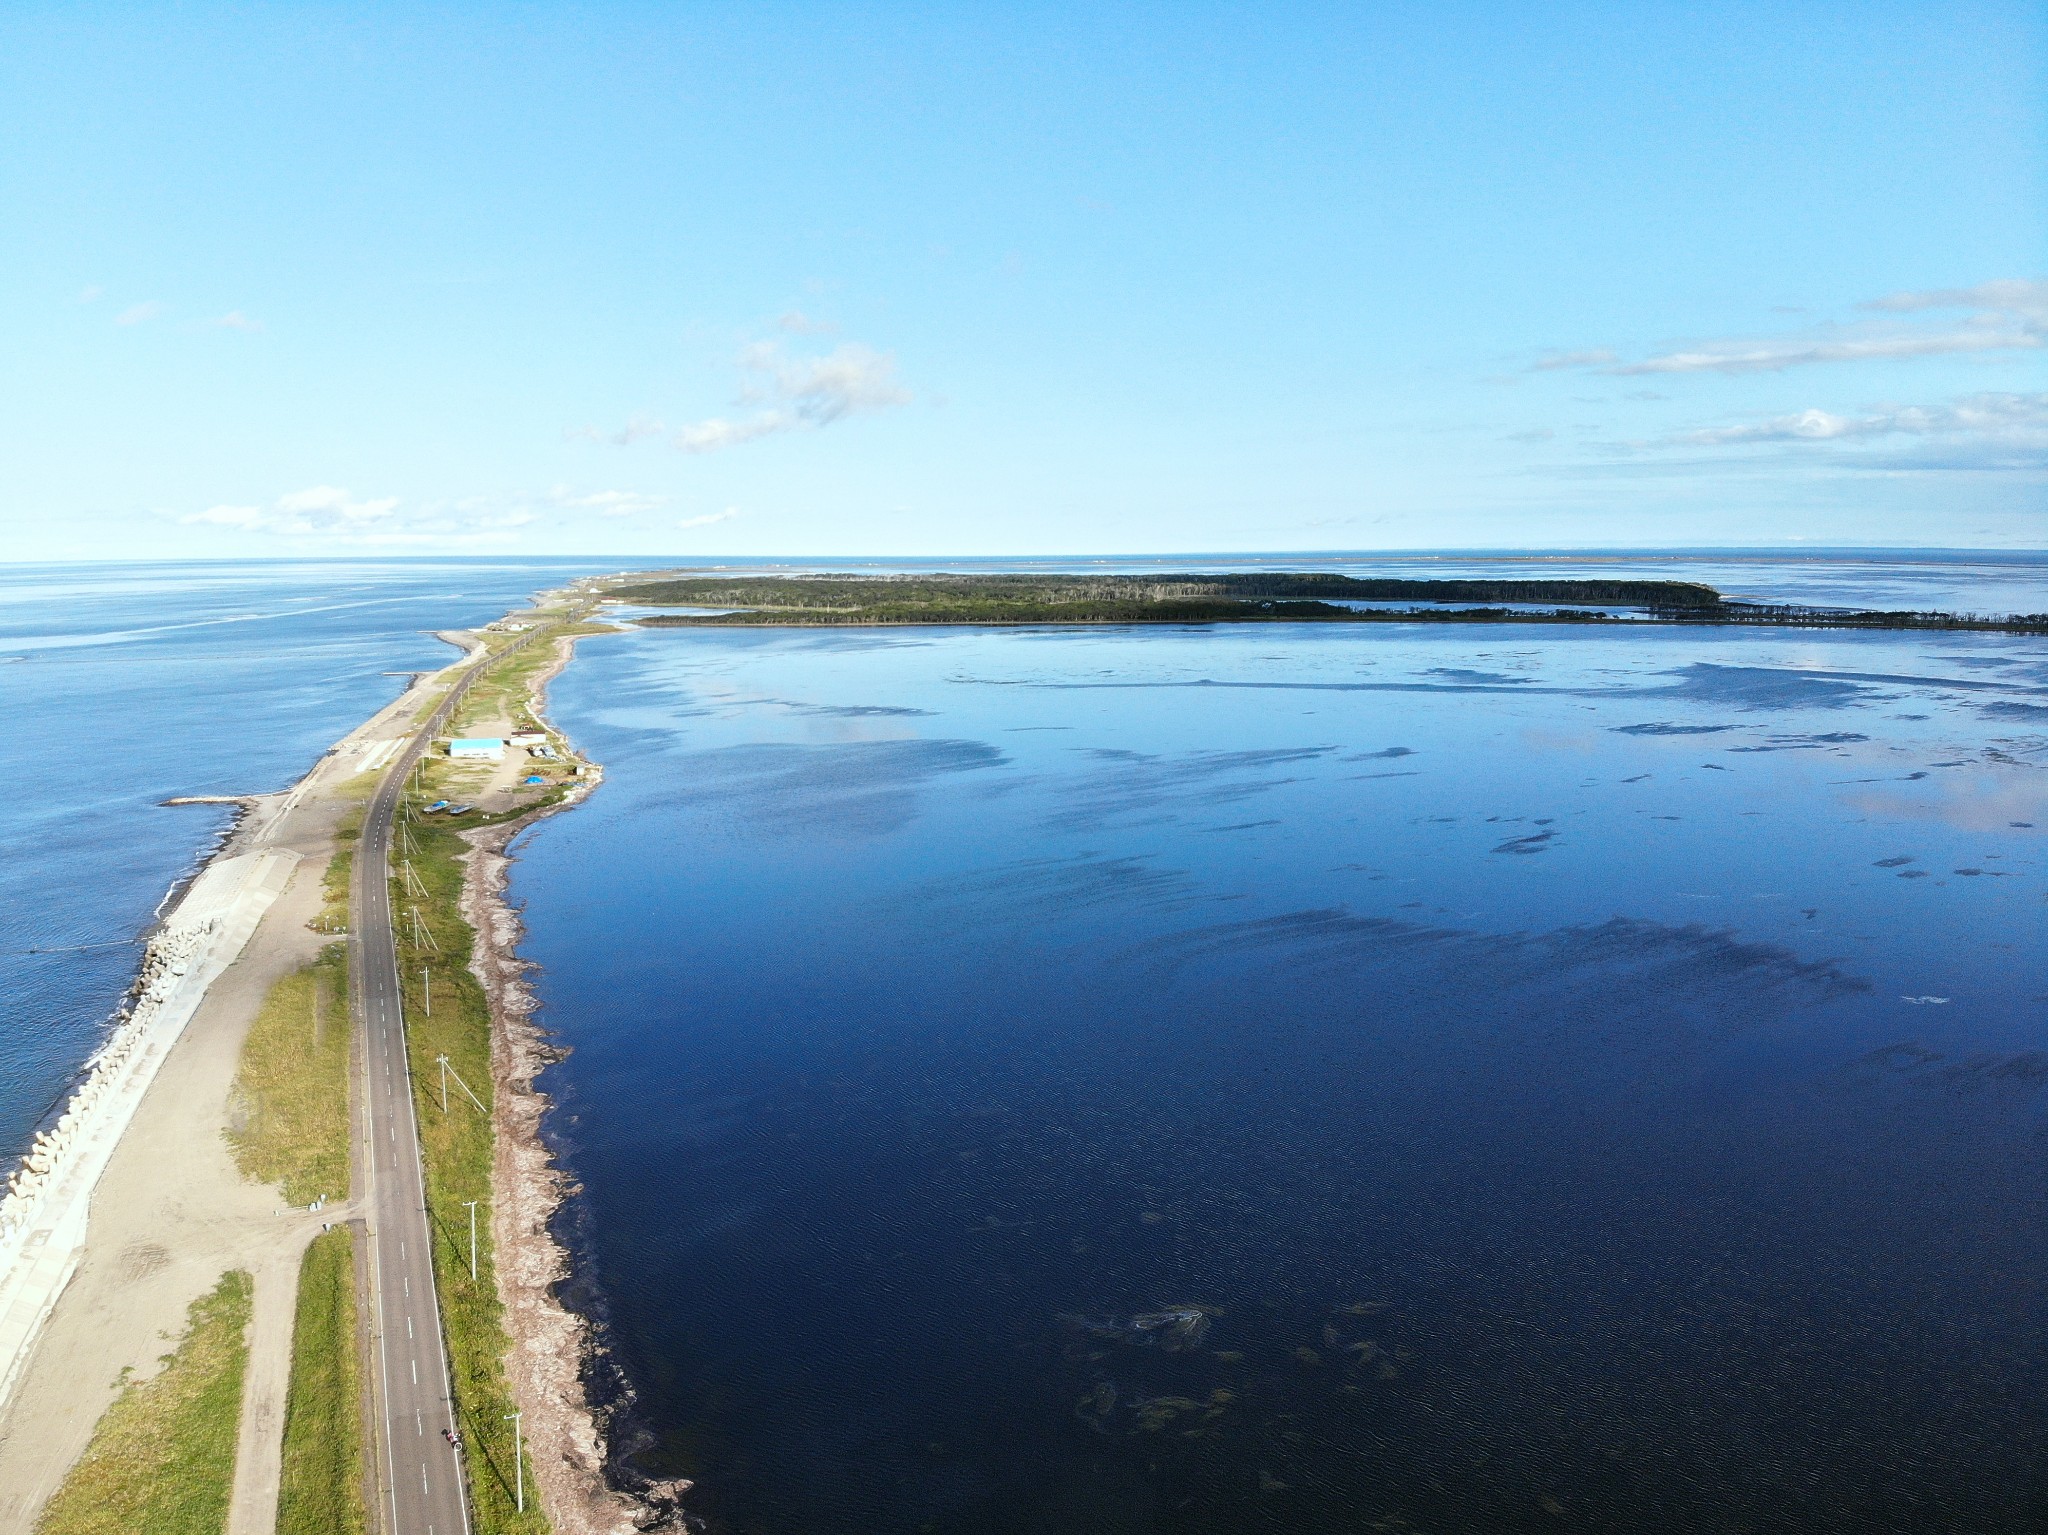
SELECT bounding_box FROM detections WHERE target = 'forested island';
[610,572,2048,633]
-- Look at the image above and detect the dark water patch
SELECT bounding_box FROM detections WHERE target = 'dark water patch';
[908,853,1214,921]
[1124,907,1866,1011]
[781,700,935,717]
[1981,700,2048,720]
[1613,721,1731,735]
[1044,747,1337,832]
[1728,731,1872,753]
[1422,667,1532,685]
[1946,1051,2048,1086]
[1493,830,1557,854]
[1655,663,1876,711]
[1848,1040,1943,1074]
[652,737,1007,838]
[1339,746,1415,760]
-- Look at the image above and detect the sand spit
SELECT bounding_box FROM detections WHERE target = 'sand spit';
[459,631,691,1534]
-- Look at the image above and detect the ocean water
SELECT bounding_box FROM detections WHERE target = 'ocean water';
[0,559,607,1159]
[515,599,2048,1532]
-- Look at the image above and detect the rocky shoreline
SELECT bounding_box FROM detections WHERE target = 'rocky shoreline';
[456,629,691,1533]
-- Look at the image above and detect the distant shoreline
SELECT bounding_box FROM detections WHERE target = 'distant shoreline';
[609,572,2048,635]
[634,607,2048,634]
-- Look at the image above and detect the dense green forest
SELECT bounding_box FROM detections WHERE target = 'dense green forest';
[607,572,2047,633]
[611,572,1720,619]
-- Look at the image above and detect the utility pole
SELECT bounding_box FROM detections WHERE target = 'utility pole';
[505,1410,524,1512]
[435,1054,489,1115]
[463,1199,479,1281]
[422,964,430,1016]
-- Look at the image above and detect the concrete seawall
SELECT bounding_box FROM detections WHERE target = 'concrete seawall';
[0,847,299,1411]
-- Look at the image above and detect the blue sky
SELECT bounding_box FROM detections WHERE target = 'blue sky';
[3,3,2042,559]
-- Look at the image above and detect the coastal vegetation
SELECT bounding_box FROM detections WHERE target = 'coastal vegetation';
[610,572,2048,633]
[35,1270,253,1535]
[277,1228,368,1535]
[317,805,363,935]
[225,944,351,1207]
[386,810,544,1533]
[381,610,596,1534]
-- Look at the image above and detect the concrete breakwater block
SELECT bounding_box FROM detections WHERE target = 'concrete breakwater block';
[0,847,299,1411]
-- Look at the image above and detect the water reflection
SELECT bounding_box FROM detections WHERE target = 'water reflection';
[517,618,2047,1534]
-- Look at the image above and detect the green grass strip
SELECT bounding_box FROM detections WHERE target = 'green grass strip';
[277,1228,368,1535]
[36,1270,254,1535]
[386,624,576,1533]
[225,945,352,1206]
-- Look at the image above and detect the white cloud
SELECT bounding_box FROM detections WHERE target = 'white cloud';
[207,310,263,331]
[1679,392,2048,472]
[775,309,836,334]
[1863,278,2048,316]
[114,301,164,326]
[1613,326,2041,375]
[567,414,666,446]
[689,339,910,447]
[182,485,402,536]
[1531,348,1618,371]
[1683,408,1858,445]
[175,482,699,545]
[575,337,912,456]
[184,503,266,529]
[671,415,789,453]
[1537,277,2045,377]
[548,487,666,516]
[677,507,741,529]
[77,285,103,304]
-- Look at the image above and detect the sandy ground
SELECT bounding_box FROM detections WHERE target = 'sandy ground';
[0,657,458,1535]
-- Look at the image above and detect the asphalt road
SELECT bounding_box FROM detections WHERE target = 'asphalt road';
[354,638,530,1535]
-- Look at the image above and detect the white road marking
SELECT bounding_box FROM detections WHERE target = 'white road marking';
[421,1462,429,1494]
[416,1407,423,1435]
[407,1315,414,1339]
[411,1357,418,1384]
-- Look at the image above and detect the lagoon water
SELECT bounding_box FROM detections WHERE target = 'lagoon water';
[518,605,2048,1532]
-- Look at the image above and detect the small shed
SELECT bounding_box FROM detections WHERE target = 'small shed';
[447,738,505,760]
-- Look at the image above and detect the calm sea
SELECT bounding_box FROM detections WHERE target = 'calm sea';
[511,556,2048,1534]
[0,559,609,1157]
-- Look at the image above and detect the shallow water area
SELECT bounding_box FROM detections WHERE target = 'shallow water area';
[516,613,2048,1534]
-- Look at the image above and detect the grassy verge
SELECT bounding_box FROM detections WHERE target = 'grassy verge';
[277,1229,368,1535]
[316,806,364,934]
[225,945,351,1206]
[36,1271,254,1535]
[384,618,592,1534]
